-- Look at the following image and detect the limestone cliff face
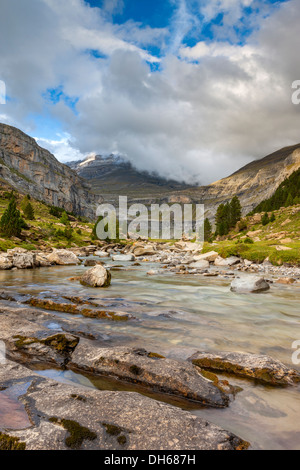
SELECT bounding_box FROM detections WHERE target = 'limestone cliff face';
[0,124,102,219]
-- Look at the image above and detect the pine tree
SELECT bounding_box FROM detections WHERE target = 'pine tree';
[23,201,35,220]
[230,196,242,227]
[204,218,212,242]
[262,212,270,226]
[60,211,69,226]
[0,198,25,237]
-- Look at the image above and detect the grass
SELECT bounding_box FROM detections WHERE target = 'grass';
[0,184,95,251]
[204,205,300,266]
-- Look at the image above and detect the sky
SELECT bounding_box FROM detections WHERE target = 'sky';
[0,0,299,184]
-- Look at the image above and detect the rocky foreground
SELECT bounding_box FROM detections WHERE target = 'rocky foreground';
[0,241,299,450]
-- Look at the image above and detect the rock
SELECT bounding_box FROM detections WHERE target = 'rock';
[84,259,103,267]
[231,276,270,293]
[47,250,80,266]
[80,265,111,288]
[275,246,292,251]
[112,254,135,262]
[0,255,13,270]
[215,256,240,267]
[70,345,231,408]
[276,278,296,285]
[189,351,300,386]
[244,259,253,267]
[0,361,249,450]
[13,253,36,269]
[35,253,52,267]
[193,251,219,262]
[133,246,156,257]
[189,260,210,269]
[280,238,293,244]
[147,270,159,275]
[247,230,262,238]
[94,251,109,258]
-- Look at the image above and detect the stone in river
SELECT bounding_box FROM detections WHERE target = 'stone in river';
[231,276,270,293]
[189,351,300,386]
[80,265,111,288]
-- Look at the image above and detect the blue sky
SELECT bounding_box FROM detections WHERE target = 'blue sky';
[0,0,299,183]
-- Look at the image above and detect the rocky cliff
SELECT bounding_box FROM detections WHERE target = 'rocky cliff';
[0,124,102,219]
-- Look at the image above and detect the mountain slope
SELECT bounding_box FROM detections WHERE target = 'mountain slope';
[0,124,101,219]
[67,154,193,202]
[69,144,300,220]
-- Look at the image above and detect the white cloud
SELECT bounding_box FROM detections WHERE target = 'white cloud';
[0,0,299,185]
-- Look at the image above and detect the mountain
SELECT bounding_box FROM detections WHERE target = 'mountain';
[0,124,101,219]
[69,145,300,221]
[67,154,193,202]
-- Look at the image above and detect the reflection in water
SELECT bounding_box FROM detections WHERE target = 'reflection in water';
[0,261,299,449]
[0,382,32,430]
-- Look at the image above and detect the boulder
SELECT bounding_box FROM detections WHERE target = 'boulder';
[194,251,219,262]
[112,254,135,262]
[0,254,13,270]
[276,278,296,285]
[35,254,52,267]
[80,265,111,288]
[189,351,300,386]
[215,256,240,267]
[13,253,36,269]
[47,249,80,266]
[231,276,270,293]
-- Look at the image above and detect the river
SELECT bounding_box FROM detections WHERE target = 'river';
[0,257,299,450]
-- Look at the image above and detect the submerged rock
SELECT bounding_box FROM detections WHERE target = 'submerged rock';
[0,361,249,451]
[231,276,270,293]
[47,249,80,266]
[70,345,231,408]
[189,351,300,386]
[80,265,111,288]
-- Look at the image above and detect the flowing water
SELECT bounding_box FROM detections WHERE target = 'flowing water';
[0,257,299,450]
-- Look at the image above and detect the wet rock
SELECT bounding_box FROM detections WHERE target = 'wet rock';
[0,361,249,451]
[189,351,300,386]
[80,265,111,288]
[112,254,135,262]
[47,250,80,266]
[231,276,270,293]
[0,255,13,270]
[215,256,240,267]
[84,259,103,267]
[70,345,231,408]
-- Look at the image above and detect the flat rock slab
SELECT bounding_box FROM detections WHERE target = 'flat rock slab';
[189,351,300,386]
[0,361,249,450]
[70,345,230,408]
